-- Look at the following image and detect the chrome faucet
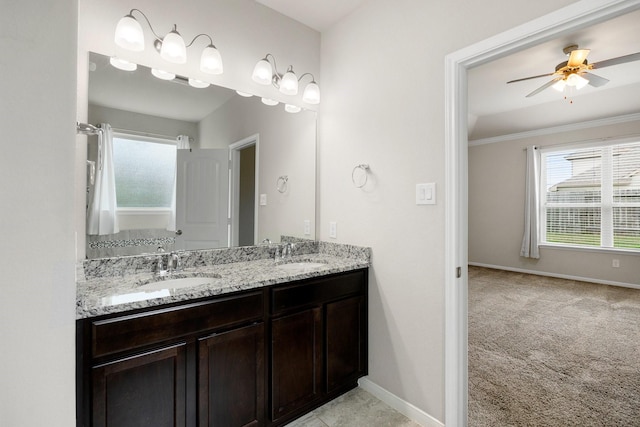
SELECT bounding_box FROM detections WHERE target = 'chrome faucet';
[282,243,294,259]
[168,251,182,273]
[155,247,169,276]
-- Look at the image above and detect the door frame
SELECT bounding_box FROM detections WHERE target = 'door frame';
[229,134,260,247]
[444,0,640,425]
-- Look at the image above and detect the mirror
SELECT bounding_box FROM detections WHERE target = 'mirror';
[86,52,316,259]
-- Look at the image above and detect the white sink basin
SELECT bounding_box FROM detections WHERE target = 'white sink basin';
[275,262,326,274]
[138,275,221,291]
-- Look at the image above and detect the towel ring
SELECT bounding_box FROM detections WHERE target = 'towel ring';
[352,164,369,188]
[277,175,288,193]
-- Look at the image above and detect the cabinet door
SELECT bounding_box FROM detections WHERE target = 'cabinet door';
[326,296,366,392]
[271,307,322,422]
[92,343,187,427]
[198,323,265,427]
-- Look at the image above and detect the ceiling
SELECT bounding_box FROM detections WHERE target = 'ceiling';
[468,9,640,140]
[253,1,640,141]
[254,0,368,31]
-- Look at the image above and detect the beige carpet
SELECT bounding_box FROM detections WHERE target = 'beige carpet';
[468,266,640,426]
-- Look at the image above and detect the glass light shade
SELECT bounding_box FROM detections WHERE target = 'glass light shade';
[261,98,279,106]
[279,69,299,95]
[302,82,320,104]
[552,79,567,92]
[109,57,137,71]
[566,73,589,90]
[160,30,187,64]
[285,104,301,113]
[114,14,145,51]
[151,68,176,80]
[236,91,253,97]
[188,78,210,88]
[252,59,273,85]
[200,45,223,75]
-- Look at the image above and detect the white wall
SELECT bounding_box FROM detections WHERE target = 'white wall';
[469,118,640,286]
[0,1,77,426]
[319,0,577,422]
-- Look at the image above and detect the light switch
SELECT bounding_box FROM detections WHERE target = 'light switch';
[416,183,436,205]
[260,194,267,206]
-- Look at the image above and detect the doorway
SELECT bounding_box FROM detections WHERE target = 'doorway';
[443,1,640,425]
[229,134,260,247]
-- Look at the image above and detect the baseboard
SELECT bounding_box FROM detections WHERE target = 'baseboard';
[358,377,444,427]
[468,262,640,290]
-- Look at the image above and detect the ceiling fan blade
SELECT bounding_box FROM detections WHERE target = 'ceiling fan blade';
[567,49,590,67]
[507,72,556,84]
[582,72,609,88]
[591,52,640,69]
[525,77,562,98]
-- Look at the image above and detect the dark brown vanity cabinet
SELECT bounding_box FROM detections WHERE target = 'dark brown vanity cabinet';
[77,268,367,427]
[269,270,368,425]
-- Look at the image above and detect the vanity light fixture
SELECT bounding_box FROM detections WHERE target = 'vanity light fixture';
[188,78,210,88]
[109,57,137,71]
[151,68,176,80]
[261,98,279,106]
[113,9,223,74]
[236,90,253,97]
[284,104,301,113]
[251,53,320,104]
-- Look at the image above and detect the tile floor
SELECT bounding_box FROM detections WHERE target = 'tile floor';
[284,387,422,427]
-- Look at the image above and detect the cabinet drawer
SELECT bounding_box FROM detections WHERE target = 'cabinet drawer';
[92,291,263,358]
[271,270,365,314]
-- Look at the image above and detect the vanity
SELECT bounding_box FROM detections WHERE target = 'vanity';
[76,242,369,427]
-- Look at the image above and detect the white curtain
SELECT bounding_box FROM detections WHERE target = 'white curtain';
[520,145,540,259]
[87,123,119,235]
[167,135,191,231]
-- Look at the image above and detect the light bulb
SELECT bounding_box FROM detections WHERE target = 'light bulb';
[200,45,223,75]
[151,68,175,80]
[252,58,273,85]
[552,79,566,92]
[236,91,253,97]
[279,67,299,95]
[566,73,588,90]
[261,98,279,106]
[114,14,144,51]
[160,29,187,64]
[188,78,210,88]
[109,57,137,71]
[285,104,301,113]
[302,81,320,104]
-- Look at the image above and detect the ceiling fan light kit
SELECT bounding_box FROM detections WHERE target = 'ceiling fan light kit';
[507,44,640,99]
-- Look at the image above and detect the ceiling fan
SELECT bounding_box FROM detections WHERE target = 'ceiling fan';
[507,45,640,97]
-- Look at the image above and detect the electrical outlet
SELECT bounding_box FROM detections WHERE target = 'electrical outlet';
[329,221,337,239]
[612,259,620,268]
[304,220,311,236]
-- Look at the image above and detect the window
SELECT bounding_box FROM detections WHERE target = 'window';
[112,135,177,208]
[540,140,640,251]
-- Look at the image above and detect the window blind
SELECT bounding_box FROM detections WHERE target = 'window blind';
[541,140,640,251]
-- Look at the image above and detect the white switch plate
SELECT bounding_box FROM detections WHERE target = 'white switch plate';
[259,194,267,206]
[329,221,337,239]
[612,259,620,268]
[304,220,311,236]
[416,183,436,205]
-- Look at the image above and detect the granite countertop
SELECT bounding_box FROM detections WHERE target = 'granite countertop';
[77,245,370,319]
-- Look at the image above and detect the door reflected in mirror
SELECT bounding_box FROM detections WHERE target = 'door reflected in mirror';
[85,52,316,259]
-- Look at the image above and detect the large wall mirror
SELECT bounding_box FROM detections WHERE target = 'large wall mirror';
[86,52,316,259]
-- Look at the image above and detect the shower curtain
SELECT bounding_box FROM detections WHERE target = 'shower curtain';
[87,123,119,235]
[520,145,540,259]
[167,135,191,231]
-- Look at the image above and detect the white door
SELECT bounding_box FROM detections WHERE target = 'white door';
[175,148,229,250]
